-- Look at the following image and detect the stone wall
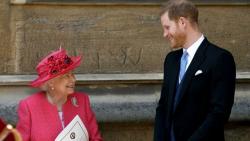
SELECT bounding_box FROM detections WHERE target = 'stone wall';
[0,0,13,73]
[0,74,250,141]
[0,2,249,74]
[0,0,250,141]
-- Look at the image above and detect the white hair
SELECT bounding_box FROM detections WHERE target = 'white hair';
[39,82,49,92]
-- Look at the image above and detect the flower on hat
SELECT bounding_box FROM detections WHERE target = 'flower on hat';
[30,48,81,87]
[47,54,73,75]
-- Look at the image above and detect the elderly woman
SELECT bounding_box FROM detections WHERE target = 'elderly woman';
[16,48,103,141]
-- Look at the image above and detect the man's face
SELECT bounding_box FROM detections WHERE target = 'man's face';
[161,12,186,48]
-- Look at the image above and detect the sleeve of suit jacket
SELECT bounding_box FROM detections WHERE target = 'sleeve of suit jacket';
[154,53,172,141]
[188,51,236,141]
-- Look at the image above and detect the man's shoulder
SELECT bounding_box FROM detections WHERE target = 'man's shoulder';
[165,49,182,60]
[204,39,235,66]
[168,48,182,55]
[206,40,233,57]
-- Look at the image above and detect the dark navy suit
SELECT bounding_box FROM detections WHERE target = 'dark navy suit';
[154,38,236,141]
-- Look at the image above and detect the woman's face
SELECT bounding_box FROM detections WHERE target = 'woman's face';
[50,71,76,96]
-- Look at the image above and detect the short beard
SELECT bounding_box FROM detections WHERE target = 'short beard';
[171,30,186,49]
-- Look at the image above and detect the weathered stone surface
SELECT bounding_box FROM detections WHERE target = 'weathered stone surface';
[98,122,250,141]
[99,122,154,141]
[10,0,250,4]
[0,0,13,74]
[230,83,250,121]
[10,5,165,74]
[0,74,249,123]
[225,122,250,141]
[0,104,18,125]
[0,2,249,141]
[5,5,250,74]
[0,74,249,141]
[199,6,250,72]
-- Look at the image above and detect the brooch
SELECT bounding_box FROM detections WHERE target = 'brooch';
[71,97,79,107]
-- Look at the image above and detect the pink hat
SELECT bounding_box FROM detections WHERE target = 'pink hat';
[30,48,81,87]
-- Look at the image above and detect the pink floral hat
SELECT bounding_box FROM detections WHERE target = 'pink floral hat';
[30,48,81,87]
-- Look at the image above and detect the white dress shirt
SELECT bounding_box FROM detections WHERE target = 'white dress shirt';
[183,35,205,71]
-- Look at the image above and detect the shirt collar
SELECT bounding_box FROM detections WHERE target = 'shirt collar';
[183,35,205,58]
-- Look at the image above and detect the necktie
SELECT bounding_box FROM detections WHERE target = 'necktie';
[170,51,188,141]
[179,51,188,83]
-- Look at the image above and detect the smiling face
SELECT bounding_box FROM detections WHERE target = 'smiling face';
[49,71,76,97]
[161,12,187,49]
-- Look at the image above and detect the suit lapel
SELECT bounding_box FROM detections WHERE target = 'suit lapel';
[166,50,182,116]
[174,38,209,111]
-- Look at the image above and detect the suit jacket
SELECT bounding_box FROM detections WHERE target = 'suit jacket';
[154,38,236,141]
[16,92,103,141]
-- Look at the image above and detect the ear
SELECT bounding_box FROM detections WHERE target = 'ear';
[47,80,54,88]
[178,17,187,28]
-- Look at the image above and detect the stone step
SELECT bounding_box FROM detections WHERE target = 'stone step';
[0,72,249,125]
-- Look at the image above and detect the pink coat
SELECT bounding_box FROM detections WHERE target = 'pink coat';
[16,91,103,141]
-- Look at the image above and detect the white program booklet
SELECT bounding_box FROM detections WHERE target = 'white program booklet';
[55,115,89,141]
